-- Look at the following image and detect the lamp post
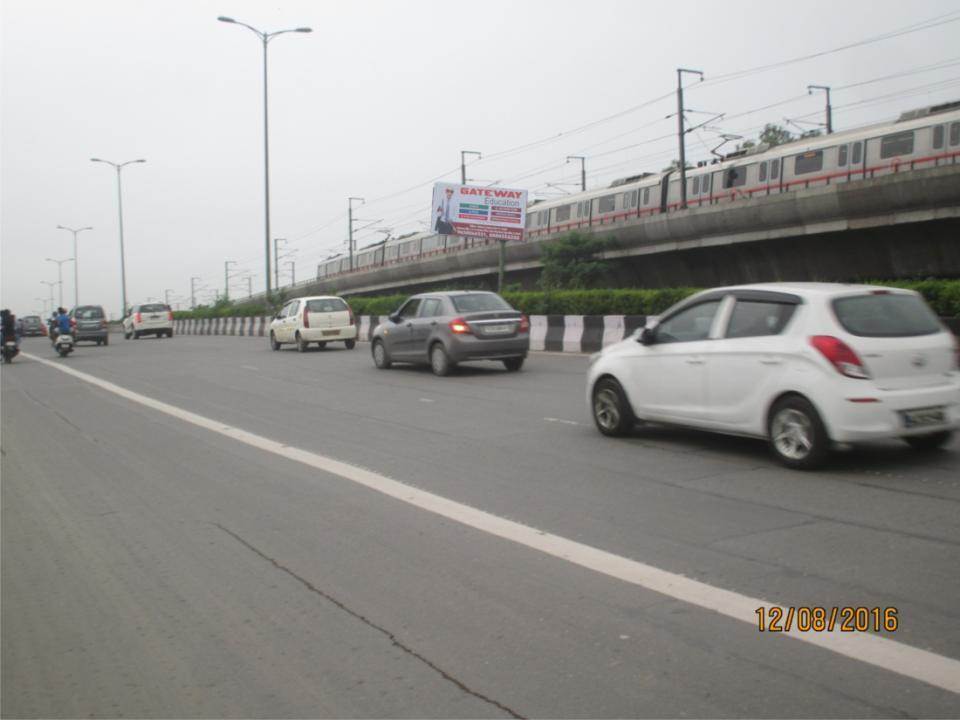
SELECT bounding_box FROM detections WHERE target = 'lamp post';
[90,157,146,317]
[218,16,312,307]
[41,281,57,310]
[461,150,481,185]
[224,260,237,301]
[807,84,833,134]
[56,225,92,308]
[45,257,74,308]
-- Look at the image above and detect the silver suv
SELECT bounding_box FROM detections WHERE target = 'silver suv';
[70,305,109,345]
[371,291,530,376]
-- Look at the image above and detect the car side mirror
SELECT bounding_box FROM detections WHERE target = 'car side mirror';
[638,327,656,345]
[389,313,402,324]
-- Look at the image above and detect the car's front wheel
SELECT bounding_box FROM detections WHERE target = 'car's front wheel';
[767,395,829,470]
[430,343,453,376]
[270,331,280,351]
[296,332,309,353]
[904,431,953,451]
[345,339,356,350]
[372,339,391,369]
[592,377,635,437]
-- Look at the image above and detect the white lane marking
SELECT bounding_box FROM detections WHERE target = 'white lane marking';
[544,417,581,426]
[419,398,435,403]
[240,365,260,371]
[23,351,960,696]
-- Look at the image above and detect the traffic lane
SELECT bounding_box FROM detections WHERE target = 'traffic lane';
[16,337,960,658]
[3,362,958,717]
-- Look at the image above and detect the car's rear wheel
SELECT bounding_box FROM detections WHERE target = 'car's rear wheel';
[134,331,141,339]
[270,331,280,351]
[502,357,524,372]
[345,339,356,350]
[592,377,635,436]
[430,343,453,376]
[904,431,953,451]
[372,339,391,369]
[124,330,131,340]
[768,395,829,470]
[316,341,327,350]
[296,332,308,352]
[103,336,109,346]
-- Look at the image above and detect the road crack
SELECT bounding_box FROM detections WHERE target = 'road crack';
[213,522,524,719]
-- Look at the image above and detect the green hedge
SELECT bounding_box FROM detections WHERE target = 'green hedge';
[172,280,960,319]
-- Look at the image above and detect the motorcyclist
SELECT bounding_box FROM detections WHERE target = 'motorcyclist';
[1,309,16,345]
[52,307,72,345]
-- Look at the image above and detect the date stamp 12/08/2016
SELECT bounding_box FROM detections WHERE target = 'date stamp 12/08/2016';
[755,606,899,633]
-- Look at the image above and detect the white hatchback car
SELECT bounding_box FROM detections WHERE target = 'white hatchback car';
[269,295,357,352]
[123,303,174,339]
[587,283,959,469]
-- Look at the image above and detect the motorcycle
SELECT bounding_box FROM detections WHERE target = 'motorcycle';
[54,332,75,357]
[2,340,18,364]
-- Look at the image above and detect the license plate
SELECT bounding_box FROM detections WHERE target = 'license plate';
[900,406,946,428]
[483,324,513,335]
[322,330,339,337]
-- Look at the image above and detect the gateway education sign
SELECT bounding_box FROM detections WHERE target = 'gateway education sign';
[431,182,527,242]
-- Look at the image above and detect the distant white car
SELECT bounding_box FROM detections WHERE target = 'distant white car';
[124,303,173,339]
[587,283,959,469]
[269,295,357,352]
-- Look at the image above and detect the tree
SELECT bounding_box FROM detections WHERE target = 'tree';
[539,232,611,290]
[758,124,794,147]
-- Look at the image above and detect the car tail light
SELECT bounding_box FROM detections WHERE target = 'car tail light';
[303,310,310,328]
[167,311,173,322]
[348,306,355,325]
[135,312,142,323]
[100,319,107,329]
[70,318,77,328]
[449,317,472,335]
[518,314,530,333]
[810,335,870,379]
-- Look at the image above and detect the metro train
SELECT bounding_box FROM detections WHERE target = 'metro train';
[317,101,960,281]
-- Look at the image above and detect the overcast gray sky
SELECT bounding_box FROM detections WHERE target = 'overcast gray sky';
[3,0,959,317]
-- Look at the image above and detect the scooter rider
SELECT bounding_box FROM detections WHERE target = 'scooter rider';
[1,309,17,346]
[54,307,72,340]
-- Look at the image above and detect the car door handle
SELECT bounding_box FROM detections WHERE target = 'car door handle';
[685,356,705,365]
[760,356,782,365]
[430,321,438,326]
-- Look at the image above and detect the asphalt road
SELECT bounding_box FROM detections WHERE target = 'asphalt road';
[3,335,959,718]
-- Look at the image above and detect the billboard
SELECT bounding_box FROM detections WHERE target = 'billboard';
[431,182,527,242]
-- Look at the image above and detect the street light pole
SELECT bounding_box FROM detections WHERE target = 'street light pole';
[807,84,833,134]
[45,257,74,308]
[676,68,704,210]
[190,276,201,310]
[461,150,481,185]
[566,156,586,192]
[218,16,312,308]
[41,281,57,310]
[224,260,237,301]
[285,260,295,285]
[91,158,145,316]
[348,197,364,271]
[56,225,92,308]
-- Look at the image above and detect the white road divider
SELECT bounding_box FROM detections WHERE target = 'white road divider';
[22,350,960,696]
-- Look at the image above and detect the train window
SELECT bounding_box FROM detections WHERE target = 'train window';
[631,190,638,207]
[643,187,650,205]
[950,122,960,146]
[599,195,616,213]
[692,176,700,195]
[556,205,571,222]
[838,145,848,167]
[771,158,780,179]
[794,150,823,175]
[723,165,748,188]
[759,162,767,182]
[880,131,914,159]
[851,142,862,164]
[620,191,629,208]
[703,175,712,193]
[933,125,945,150]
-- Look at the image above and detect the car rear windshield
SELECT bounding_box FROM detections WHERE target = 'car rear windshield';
[832,293,942,337]
[140,304,169,313]
[451,294,511,313]
[306,298,347,313]
[75,306,104,319]
[23,316,40,323]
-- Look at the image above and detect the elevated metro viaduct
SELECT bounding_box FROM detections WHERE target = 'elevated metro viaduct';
[286,164,960,299]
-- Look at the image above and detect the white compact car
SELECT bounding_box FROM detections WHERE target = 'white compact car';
[587,283,959,469]
[269,295,357,352]
[124,303,174,339]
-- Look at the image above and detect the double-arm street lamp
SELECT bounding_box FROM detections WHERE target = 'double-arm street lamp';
[90,157,146,316]
[40,281,58,310]
[56,225,92,308]
[218,15,312,305]
[45,257,74,308]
